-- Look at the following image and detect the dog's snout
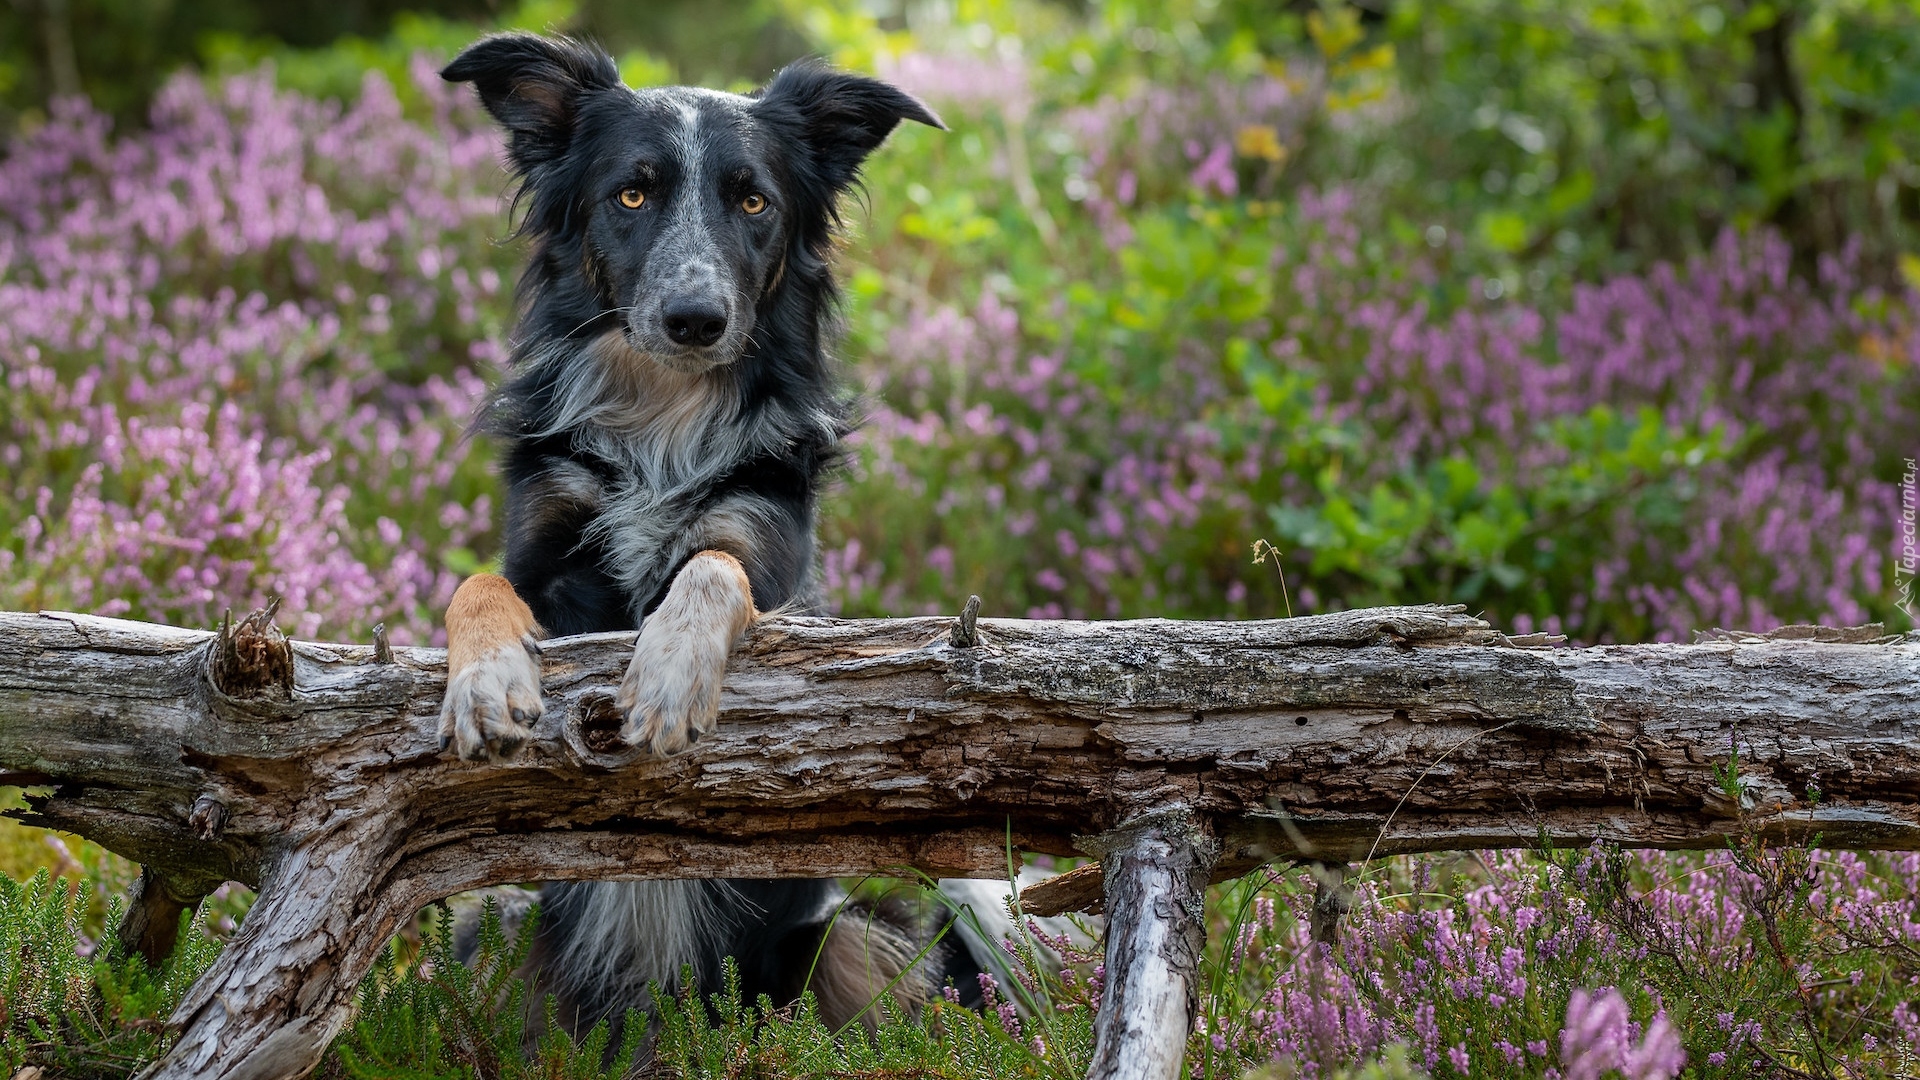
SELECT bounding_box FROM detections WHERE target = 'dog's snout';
[662,298,729,348]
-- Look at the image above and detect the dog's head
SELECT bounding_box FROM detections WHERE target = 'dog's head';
[444,34,942,374]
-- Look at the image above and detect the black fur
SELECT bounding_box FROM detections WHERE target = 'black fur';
[441,33,978,1035]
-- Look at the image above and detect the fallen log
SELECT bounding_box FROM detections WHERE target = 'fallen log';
[0,604,1916,1080]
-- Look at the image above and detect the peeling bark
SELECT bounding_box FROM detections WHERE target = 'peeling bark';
[0,604,1916,1080]
[1085,810,1216,1080]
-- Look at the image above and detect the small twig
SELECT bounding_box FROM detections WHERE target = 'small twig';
[371,623,393,664]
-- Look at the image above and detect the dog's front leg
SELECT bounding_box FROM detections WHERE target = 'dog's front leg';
[617,549,756,756]
[440,572,545,760]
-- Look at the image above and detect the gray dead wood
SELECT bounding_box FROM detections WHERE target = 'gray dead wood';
[1084,809,1216,1080]
[1,604,1917,1080]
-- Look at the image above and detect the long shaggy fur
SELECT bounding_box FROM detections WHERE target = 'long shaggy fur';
[440,32,979,1037]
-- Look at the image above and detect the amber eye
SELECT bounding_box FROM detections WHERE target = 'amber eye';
[741,192,768,215]
[618,187,645,209]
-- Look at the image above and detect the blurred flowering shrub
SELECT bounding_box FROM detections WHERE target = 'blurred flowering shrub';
[0,61,510,641]
[3,2,1914,645]
[2,4,1916,1076]
[818,7,1920,641]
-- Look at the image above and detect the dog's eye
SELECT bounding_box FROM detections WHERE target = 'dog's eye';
[741,193,768,215]
[618,188,645,209]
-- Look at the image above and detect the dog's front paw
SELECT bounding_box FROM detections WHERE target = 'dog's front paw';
[439,636,544,761]
[614,619,732,756]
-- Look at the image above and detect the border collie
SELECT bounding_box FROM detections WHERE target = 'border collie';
[435,32,971,1033]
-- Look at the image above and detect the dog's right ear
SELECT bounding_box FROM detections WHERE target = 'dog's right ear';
[442,33,621,171]
[753,62,944,195]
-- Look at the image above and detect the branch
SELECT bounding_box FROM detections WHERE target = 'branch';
[1,604,1916,1080]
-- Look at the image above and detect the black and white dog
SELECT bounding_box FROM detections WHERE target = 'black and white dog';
[435,33,978,1033]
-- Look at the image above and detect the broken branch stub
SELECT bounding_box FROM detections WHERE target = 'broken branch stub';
[0,605,1917,1080]
[208,601,292,700]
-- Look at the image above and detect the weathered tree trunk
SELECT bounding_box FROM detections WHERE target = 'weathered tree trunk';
[1085,810,1216,1080]
[1,604,1917,1080]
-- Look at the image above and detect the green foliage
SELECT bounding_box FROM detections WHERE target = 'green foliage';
[0,0,498,132]
[328,898,647,1080]
[0,870,219,1077]
[198,0,587,112]
[1267,406,1730,638]
[1246,1044,1433,1080]
[0,0,801,136]
[1355,0,1920,282]
[648,954,1096,1079]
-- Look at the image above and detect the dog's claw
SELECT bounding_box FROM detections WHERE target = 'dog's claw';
[439,634,545,761]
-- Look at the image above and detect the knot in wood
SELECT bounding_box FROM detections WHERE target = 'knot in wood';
[190,794,228,841]
[952,766,990,801]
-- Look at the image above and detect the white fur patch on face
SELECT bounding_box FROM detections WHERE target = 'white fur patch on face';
[439,637,544,761]
[615,550,754,756]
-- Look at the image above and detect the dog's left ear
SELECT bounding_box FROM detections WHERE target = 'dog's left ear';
[754,62,944,191]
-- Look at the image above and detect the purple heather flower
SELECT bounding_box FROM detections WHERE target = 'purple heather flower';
[1560,988,1685,1080]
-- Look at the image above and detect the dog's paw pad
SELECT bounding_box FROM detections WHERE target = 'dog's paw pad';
[440,637,544,761]
[615,632,728,757]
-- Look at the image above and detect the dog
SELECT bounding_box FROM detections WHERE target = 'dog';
[435,32,978,1035]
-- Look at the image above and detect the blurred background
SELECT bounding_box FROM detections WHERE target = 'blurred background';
[3,4,1920,1075]
[1,0,1916,650]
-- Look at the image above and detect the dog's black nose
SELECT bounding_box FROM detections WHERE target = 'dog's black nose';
[662,300,728,347]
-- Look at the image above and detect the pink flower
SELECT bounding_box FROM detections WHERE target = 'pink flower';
[1560,988,1685,1080]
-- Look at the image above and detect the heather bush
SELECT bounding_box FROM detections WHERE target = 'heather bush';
[823,4,1918,641]
[1194,840,1920,1078]
[3,0,1919,1077]
[1,869,221,1076]
[0,60,509,642]
[10,839,1918,1078]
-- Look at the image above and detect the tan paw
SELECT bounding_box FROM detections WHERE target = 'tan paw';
[614,618,731,756]
[439,636,544,761]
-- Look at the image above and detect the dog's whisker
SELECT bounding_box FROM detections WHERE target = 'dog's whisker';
[559,306,635,342]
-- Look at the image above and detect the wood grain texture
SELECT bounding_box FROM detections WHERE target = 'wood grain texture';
[2,604,1918,1079]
